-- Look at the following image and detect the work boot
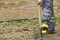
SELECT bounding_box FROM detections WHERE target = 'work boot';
[48,30,55,34]
[41,23,55,34]
[48,22,55,34]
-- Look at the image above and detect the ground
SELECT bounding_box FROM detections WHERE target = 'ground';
[0,0,60,40]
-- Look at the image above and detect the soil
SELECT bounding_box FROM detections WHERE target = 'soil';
[0,1,60,40]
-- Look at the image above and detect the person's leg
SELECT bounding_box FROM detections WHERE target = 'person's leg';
[42,0,55,33]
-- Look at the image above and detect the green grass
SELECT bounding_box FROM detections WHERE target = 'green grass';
[0,16,60,34]
[55,15,60,23]
[3,19,38,26]
[0,15,60,26]
[0,15,60,25]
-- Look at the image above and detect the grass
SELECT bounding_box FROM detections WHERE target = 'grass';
[55,15,60,23]
[1,19,38,26]
[0,0,35,3]
[0,15,60,26]
[0,16,60,39]
[0,15,59,26]
[0,19,39,34]
[0,15,59,33]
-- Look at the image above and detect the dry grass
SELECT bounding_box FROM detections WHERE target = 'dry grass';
[0,0,59,40]
[0,0,35,3]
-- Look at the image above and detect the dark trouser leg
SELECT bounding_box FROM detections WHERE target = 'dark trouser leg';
[42,0,55,31]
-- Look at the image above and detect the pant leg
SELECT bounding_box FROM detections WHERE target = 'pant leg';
[42,0,55,31]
